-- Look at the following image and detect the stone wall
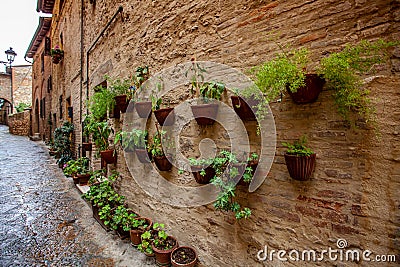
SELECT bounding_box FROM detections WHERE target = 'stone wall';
[50,0,400,266]
[13,66,32,109]
[0,73,11,102]
[8,110,31,136]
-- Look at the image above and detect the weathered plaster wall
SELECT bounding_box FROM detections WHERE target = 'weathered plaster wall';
[51,0,400,266]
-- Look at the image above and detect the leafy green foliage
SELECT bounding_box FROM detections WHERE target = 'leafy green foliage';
[110,205,139,231]
[83,115,113,156]
[15,102,31,113]
[317,39,398,124]
[54,121,74,166]
[199,81,226,103]
[88,86,115,121]
[63,157,90,176]
[282,135,314,156]
[148,130,172,157]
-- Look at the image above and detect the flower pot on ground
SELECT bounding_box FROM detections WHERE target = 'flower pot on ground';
[283,136,316,181]
[135,101,152,118]
[152,234,179,267]
[230,95,258,121]
[111,206,140,240]
[138,228,160,257]
[77,173,91,185]
[130,217,153,246]
[286,74,325,104]
[100,149,117,164]
[114,94,130,113]
[154,107,175,126]
[73,175,80,185]
[171,246,198,267]
[153,155,173,171]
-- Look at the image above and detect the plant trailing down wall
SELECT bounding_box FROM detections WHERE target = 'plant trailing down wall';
[248,39,398,127]
[53,121,74,167]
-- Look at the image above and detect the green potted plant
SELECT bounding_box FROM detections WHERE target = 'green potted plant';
[132,66,153,118]
[152,95,175,126]
[83,115,115,163]
[107,76,133,113]
[187,59,226,125]
[149,130,172,171]
[150,223,179,266]
[171,246,198,267]
[54,121,74,168]
[186,157,216,184]
[317,39,397,125]
[129,217,153,246]
[231,89,259,121]
[75,157,92,185]
[109,205,139,239]
[50,45,64,64]
[282,136,315,181]
[88,86,115,121]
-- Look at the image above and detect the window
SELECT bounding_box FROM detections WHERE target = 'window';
[45,37,51,56]
[41,52,45,73]
[59,95,63,119]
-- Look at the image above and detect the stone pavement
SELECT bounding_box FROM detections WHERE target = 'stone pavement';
[0,125,152,267]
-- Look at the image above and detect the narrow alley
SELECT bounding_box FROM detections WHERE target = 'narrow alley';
[0,125,150,266]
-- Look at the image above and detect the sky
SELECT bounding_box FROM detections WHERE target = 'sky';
[0,0,48,68]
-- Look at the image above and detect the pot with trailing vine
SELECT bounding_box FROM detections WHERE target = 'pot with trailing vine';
[283,137,316,181]
[286,74,325,104]
[230,95,258,121]
[188,158,215,184]
[152,235,179,267]
[130,217,153,246]
[171,246,198,267]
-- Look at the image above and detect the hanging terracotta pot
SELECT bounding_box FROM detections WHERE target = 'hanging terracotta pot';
[82,142,92,152]
[171,246,198,267]
[52,54,62,64]
[191,165,215,184]
[100,149,117,164]
[287,74,325,104]
[135,101,152,118]
[152,236,179,267]
[114,95,130,113]
[231,96,258,121]
[190,103,218,125]
[153,154,173,171]
[154,107,175,126]
[284,153,316,181]
[130,217,153,246]
[135,148,152,163]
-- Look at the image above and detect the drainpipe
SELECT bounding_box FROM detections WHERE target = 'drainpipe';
[85,6,124,115]
[80,0,84,152]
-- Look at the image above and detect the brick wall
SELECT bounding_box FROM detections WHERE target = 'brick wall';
[8,110,31,136]
[50,0,400,266]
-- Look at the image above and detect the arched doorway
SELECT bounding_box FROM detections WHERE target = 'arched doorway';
[0,98,11,125]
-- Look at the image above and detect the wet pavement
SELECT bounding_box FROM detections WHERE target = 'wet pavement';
[0,125,152,266]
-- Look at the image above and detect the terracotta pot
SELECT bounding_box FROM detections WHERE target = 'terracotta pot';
[152,236,179,267]
[190,103,219,125]
[191,165,215,184]
[114,95,130,113]
[171,246,198,267]
[154,107,175,126]
[100,149,117,164]
[284,153,316,181]
[135,148,151,163]
[135,101,152,118]
[116,227,130,240]
[92,205,110,232]
[82,142,92,152]
[77,173,91,185]
[73,175,79,185]
[130,217,153,246]
[154,155,173,171]
[231,96,258,121]
[287,74,325,104]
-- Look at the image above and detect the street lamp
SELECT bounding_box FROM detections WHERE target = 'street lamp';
[4,47,17,113]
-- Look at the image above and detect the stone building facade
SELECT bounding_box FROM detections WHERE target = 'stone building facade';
[26,17,53,140]
[30,0,399,266]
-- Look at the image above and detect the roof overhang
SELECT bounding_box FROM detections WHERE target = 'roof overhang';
[25,17,52,58]
[37,0,55,14]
